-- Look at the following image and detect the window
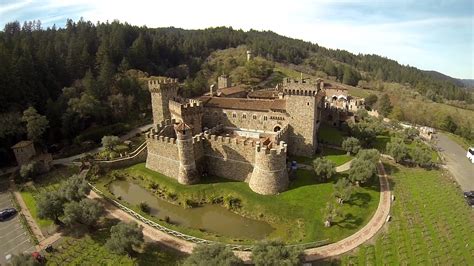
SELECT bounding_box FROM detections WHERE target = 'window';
[232,112,236,118]
[263,116,268,121]
[242,113,247,119]
[253,114,257,120]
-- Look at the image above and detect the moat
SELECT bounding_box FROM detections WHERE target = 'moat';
[108,180,274,239]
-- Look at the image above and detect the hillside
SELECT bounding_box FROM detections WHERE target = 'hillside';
[0,20,472,166]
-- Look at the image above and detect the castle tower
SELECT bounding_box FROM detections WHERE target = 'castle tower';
[283,80,321,157]
[174,122,200,185]
[217,75,231,89]
[246,50,253,61]
[148,78,179,129]
[249,141,289,195]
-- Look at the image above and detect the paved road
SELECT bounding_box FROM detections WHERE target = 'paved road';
[434,133,474,191]
[0,181,35,265]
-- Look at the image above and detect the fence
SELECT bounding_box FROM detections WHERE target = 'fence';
[89,183,330,251]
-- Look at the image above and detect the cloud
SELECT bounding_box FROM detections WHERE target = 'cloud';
[0,0,472,78]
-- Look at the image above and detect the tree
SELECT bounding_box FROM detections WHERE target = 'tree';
[22,107,49,142]
[312,158,336,180]
[342,137,361,155]
[410,145,432,168]
[19,161,40,180]
[251,241,302,266]
[364,94,378,110]
[333,178,353,204]
[8,253,39,266]
[377,93,392,117]
[323,201,341,227]
[355,109,368,119]
[60,174,91,202]
[386,139,408,163]
[442,115,458,133]
[403,127,419,141]
[37,191,66,224]
[61,199,104,228]
[183,244,242,266]
[106,222,144,255]
[101,135,120,151]
[348,150,379,185]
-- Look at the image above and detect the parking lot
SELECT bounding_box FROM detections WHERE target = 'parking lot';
[0,181,35,265]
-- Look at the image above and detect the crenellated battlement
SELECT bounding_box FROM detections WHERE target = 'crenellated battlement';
[147,119,177,139]
[255,141,287,155]
[148,78,179,93]
[148,134,177,145]
[274,124,289,143]
[169,98,203,117]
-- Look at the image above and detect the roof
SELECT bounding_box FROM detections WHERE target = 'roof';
[174,122,193,131]
[11,140,33,149]
[247,90,279,99]
[199,96,286,112]
[217,86,247,97]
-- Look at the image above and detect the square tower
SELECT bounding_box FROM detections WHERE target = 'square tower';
[11,140,36,166]
[148,78,179,128]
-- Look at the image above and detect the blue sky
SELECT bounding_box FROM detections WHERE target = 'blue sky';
[1,0,473,79]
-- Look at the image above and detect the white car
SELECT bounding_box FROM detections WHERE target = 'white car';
[467,147,474,163]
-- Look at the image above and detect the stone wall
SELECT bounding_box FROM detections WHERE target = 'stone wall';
[202,107,288,133]
[146,135,180,180]
[96,144,147,169]
[202,134,257,182]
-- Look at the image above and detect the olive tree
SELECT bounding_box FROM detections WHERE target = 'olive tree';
[60,174,91,201]
[101,135,121,151]
[106,222,144,255]
[61,199,104,228]
[333,178,353,204]
[312,158,336,180]
[183,244,242,266]
[37,190,66,224]
[342,137,361,155]
[386,138,408,163]
[251,241,302,266]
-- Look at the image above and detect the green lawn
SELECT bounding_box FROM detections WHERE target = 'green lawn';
[290,147,353,166]
[20,191,53,228]
[341,163,474,265]
[45,220,181,266]
[319,124,347,146]
[96,164,380,245]
[19,165,78,233]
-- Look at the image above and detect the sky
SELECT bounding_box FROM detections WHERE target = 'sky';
[1,0,473,79]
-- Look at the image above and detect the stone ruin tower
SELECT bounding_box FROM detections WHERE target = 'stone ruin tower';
[249,141,289,195]
[174,122,200,185]
[148,78,179,129]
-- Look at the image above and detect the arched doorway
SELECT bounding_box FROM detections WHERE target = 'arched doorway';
[273,125,281,132]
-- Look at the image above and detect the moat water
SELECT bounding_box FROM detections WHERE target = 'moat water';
[109,180,274,240]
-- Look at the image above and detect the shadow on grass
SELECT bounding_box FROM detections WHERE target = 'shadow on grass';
[347,192,372,207]
[334,213,364,230]
[136,242,184,266]
[199,175,240,185]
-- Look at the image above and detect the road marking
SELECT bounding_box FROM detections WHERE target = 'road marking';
[2,238,32,255]
[0,232,27,248]
[0,227,22,239]
[0,218,21,231]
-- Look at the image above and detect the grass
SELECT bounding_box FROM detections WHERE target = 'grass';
[19,165,79,233]
[20,191,53,228]
[341,163,474,265]
[319,123,347,146]
[45,219,181,266]
[290,147,353,166]
[95,164,380,245]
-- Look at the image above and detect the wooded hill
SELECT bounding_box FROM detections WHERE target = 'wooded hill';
[0,19,472,165]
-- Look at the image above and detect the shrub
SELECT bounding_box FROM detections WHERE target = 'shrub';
[106,222,144,255]
[138,202,151,213]
[342,137,361,155]
[312,158,336,180]
[148,182,159,190]
[183,244,242,266]
[252,240,302,266]
[386,138,408,163]
[224,196,241,210]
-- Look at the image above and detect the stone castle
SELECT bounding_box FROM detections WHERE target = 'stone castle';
[145,75,361,195]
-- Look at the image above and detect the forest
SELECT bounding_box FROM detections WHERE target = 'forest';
[0,19,472,165]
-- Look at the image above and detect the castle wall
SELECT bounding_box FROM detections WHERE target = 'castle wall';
[202,108,288,133]
[249,141,289,195]
[146,136,180,180]
[202,134,257,182]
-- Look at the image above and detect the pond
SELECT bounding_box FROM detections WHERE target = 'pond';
[109,180,274,240]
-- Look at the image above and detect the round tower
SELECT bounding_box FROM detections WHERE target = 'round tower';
[249,141,289,195]
[174,122,200,185]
